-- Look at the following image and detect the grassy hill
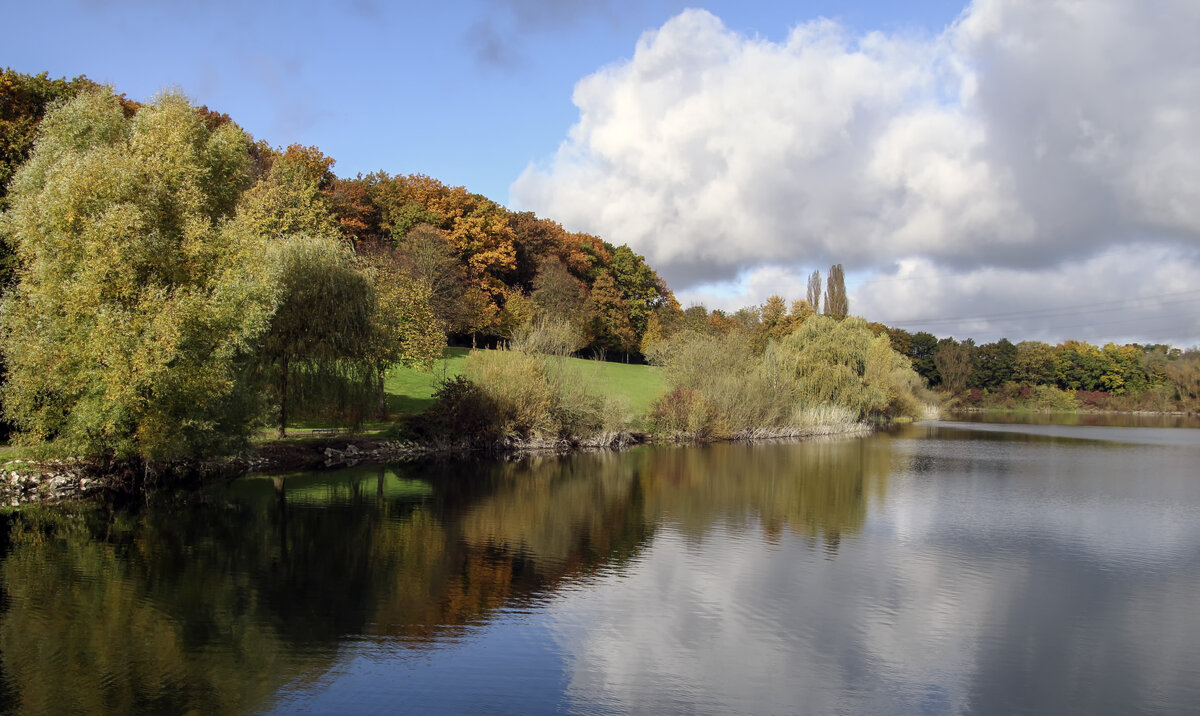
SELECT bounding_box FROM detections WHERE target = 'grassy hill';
[384,348,669,420]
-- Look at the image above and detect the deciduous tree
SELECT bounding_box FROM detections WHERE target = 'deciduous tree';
[585,271,636,357]
[933,338,974,394]
[823,264,848,318]
[1,89,271,460]
[806,270,822,315]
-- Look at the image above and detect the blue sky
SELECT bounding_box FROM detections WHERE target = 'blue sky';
[7,0,1200,346]
[6,0,966,203]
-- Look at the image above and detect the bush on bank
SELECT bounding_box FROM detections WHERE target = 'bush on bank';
[644,315,929,440]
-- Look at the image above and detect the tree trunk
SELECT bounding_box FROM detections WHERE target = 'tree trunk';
[377,369,388,420]
[277,356,289,438]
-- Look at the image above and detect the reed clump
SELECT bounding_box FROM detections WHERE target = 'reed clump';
[646,316,928,441]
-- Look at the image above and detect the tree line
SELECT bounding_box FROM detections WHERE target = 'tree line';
[413,264,929,448]
[890,333,1200,411]
[0,70,677,461]
[2,69,1193,466]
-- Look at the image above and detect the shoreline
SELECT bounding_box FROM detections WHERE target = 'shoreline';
[9,405,1198,508]
[0,421,875,508]
[948,406,1198,417]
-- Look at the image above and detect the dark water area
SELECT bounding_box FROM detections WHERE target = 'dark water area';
[2,418,1199,714]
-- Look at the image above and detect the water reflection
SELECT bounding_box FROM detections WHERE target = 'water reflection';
[1,423,1198,714]
[549,427,1200,716]
[634,438,892,544]
[0,438,882,713]
[947,410,1200,430]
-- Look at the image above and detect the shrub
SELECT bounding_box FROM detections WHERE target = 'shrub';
[645,316,925,439]
[508,316,585,357]
[1029,385,1077,411]
[464,348,629,442]
[410,376,503,447]
[647,386,724,439]
[1075,390,1110,409]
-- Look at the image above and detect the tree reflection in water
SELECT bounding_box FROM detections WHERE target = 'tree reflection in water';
[0,436,885,713]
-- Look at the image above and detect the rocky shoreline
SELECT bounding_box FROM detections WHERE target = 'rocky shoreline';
[0,423,885,508]
[0,431,654,507]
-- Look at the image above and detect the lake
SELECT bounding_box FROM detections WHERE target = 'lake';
[2,416,1199,714]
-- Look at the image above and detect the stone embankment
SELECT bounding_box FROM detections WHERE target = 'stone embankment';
[0,434,622,506]
[2,459,98,505]
[1,424,869,506]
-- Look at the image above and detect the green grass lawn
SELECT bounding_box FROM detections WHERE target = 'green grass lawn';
[384,347,669,420]
[557,356,670,418]
[0,347,671,450]
[383,346,472,416]
[0,444,34,465]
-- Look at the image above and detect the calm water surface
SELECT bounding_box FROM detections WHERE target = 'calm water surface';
[2,417,1199,714]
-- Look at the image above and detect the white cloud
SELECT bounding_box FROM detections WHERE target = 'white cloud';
[852,245,1200,345]
[512,0,1200,343]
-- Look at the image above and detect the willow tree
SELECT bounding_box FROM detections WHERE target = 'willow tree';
[256,237,378,436]
[230,150,373,436]
[0,89,274,460]
[779,316,921,419]
[234,147,445,434]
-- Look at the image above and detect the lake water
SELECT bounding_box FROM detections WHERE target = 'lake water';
[2,416,1200,714]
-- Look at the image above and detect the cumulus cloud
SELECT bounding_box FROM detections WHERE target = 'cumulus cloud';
[512,0,1200,343]
[853,245,1200,344]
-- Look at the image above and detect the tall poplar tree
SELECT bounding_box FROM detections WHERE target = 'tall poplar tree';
[807,270,822,315]
[823,264,849,318]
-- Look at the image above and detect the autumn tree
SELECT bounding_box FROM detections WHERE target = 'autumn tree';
[532,256,587,322]
[585,271,637,357]
[507,211,591,289]
[325,176,381,244]
[368,173,516,298]
[0,70,123,292]
[0,89,273,460]
[357,246,446,416]
[752,295,794,353]
[789,299,816,325]
[824,264,849,318]
[233,150,399,435]
[608,244,667,343]
[236,143,340,242]
[933,338,975,395]
[806,270,822,315]
[390,223,477,334]
[0,69,109,211]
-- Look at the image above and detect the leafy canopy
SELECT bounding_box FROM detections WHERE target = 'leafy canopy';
[1,88,274,460]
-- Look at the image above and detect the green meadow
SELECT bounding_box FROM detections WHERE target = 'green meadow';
[384,347,669,421]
